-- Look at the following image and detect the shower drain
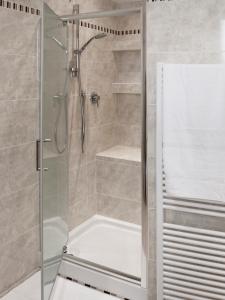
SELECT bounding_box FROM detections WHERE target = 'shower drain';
[61,275,130,300]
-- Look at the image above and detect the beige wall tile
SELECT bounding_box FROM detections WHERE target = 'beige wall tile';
[87,93,117,128]
[0,227,40,294]
[0,184,38,246]
[114,51,141,83]
[115,124,141,147]
[116,94,141,126]
[69,164,87,207]
[69,196,97,230]
[97,193,141,224]
[96,159,141,202]
[0,143,37,196]
[0,6,40,294]
[69,129,87,170]
[0,100,38,147]
[0,9,39,55]
[86,124,117,162]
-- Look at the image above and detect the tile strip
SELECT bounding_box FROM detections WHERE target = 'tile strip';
[0,1,140,34]
[0,0,40,16]
[80,21,141,36]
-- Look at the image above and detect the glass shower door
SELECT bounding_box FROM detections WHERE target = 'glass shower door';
[40,3,69,300]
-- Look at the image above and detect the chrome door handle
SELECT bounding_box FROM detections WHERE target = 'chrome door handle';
[36,139,52,171]
[36,140,40,171]
[44,138,52,143]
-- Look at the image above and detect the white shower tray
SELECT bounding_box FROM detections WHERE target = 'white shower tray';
[67,215,142,278]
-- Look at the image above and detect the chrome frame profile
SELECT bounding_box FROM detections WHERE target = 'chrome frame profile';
[59,4,148,292]
[156,64,164,300]
[60,7,141,21]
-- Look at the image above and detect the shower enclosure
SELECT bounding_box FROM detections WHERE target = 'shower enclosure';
[40,2,147,300]
[2,1,225,300]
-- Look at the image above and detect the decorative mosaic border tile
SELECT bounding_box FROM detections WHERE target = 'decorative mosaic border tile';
[0,0,141,35]
[80,21,141,36]
[0,0,40,15]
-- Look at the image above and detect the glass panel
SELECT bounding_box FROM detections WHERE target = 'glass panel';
[64,8,144,284]
[41,3,69,300]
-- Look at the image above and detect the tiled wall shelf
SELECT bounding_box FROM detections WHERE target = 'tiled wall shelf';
[112,40,141,52]
[96,145,141,165]
[112,83,141,94]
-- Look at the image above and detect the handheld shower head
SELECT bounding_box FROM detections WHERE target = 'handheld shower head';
[94,33,107,39]
[79,33,107,53]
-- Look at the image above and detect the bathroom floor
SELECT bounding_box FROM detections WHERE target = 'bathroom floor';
[1,272,40,300]
[67,215,142,277]
[1,272,121,300]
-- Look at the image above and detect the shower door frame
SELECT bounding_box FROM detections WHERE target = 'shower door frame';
[40,3,70,299]
[59,4,148,299]
[156,64,164,300]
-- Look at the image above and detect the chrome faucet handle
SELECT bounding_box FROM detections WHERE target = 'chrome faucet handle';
[90,92,100,107]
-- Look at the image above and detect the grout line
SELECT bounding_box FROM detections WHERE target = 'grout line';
[0,98,38,102]
[97,191,142,204]
[96,156,141,167]
[0,140,36,151]
[96,191,141,203]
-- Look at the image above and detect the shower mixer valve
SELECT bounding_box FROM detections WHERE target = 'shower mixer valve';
[90,92,100,107]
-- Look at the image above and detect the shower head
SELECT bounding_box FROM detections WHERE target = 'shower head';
[79,33,107,53]
[94,33,107,39]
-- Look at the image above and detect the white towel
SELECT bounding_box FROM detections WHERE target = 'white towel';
[163,64,225,202]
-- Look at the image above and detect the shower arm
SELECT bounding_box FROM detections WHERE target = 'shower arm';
[77,36,95,54]
[74,33,107,56]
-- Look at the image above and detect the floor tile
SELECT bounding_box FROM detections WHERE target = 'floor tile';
[13,272,41,300]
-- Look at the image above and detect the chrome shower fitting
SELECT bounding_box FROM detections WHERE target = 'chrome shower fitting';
[79,33,107,54]
[90,92,100,107]
[69,6,107,153]
[70,32,107,78]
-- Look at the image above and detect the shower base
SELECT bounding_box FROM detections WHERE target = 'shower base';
[67,215,142,278]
